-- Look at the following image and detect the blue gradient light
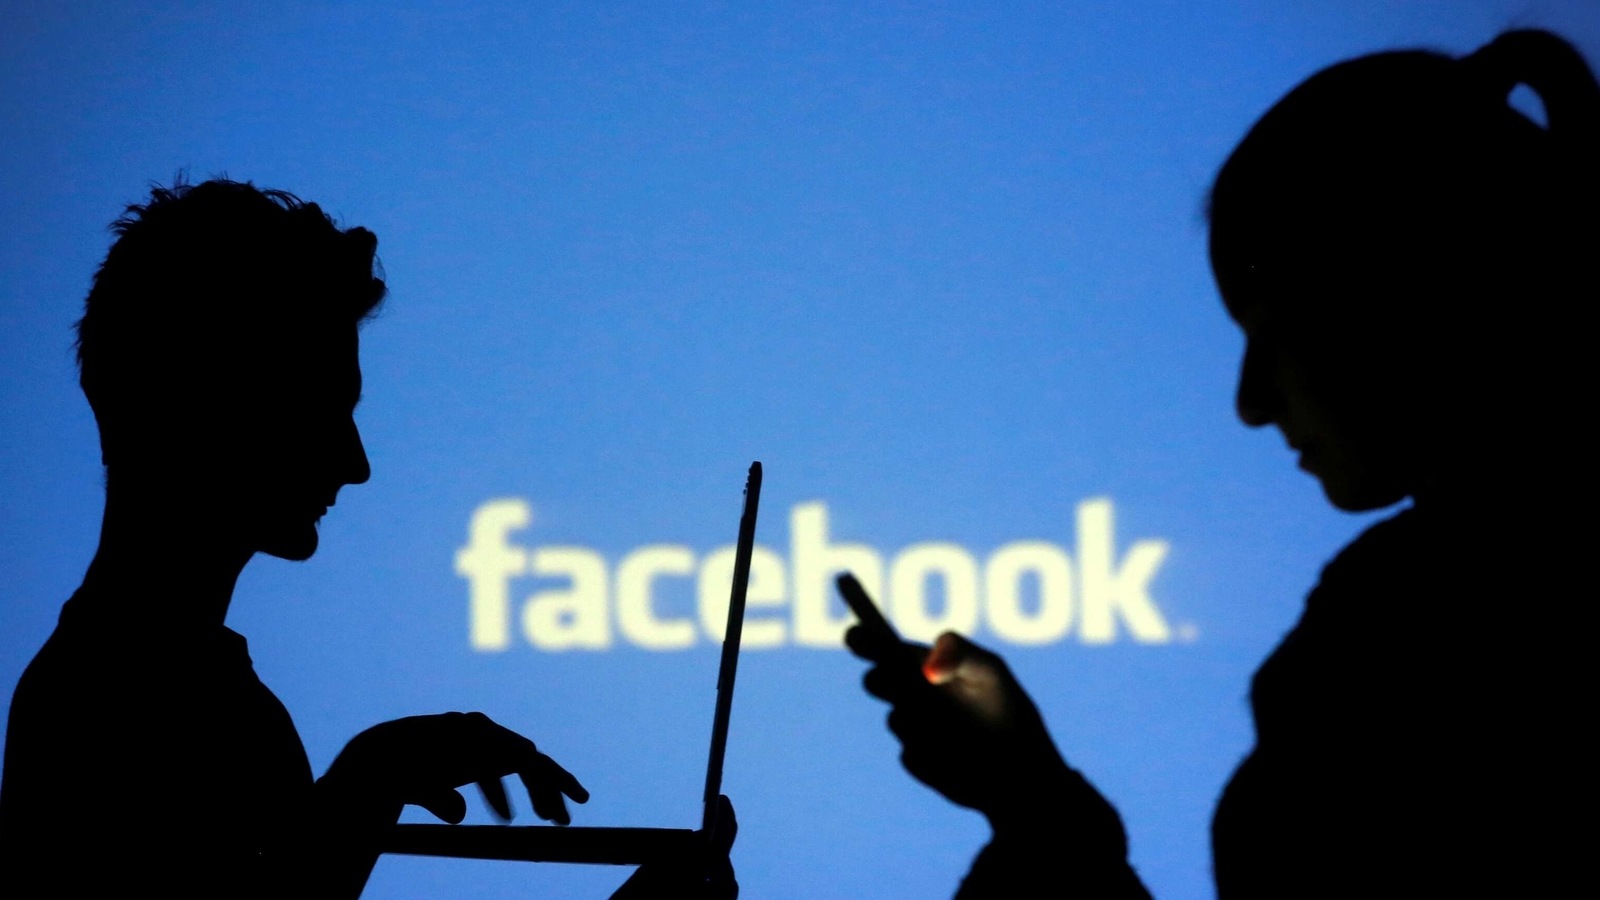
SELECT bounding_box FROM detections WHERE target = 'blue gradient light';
[4,3,1595,897]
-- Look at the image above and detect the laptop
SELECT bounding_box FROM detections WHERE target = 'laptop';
[384,461,762,865]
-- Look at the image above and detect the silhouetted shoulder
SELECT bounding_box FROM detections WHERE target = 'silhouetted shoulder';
[0,590,313,897]
[1215,501,1584,897]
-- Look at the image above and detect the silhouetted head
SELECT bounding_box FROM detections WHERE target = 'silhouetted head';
[77,179,386,560]
[1210,29,1599,511]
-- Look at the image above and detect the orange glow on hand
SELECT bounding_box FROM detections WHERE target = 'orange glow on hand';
[922,633,961,684]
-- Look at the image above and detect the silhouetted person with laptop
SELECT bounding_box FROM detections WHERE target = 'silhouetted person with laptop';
[847,28,1597,896]
[0,180,733,898]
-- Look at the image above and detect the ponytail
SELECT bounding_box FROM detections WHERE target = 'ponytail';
[1461,29,1600,170]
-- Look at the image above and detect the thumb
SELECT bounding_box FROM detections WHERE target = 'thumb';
[924,633,1019,728]
[412,787,469,824]
[922,632,1000,685]
[711,794,738,855]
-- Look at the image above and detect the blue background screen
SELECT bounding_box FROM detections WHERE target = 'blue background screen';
[4,3,1594,897]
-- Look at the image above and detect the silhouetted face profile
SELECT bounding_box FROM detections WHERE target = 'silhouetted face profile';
[76,180,386,558]
[1209,33,1596,510]
[1223,280,1414,512]
[1211,144,1444,512]
[220,326,371,561]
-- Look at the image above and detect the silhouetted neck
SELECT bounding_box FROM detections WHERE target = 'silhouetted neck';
[1409,449,1570,518]
[81,475,253,629]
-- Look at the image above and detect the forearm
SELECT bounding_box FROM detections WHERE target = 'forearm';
[960,767,1150,900]
[281,769,407,900]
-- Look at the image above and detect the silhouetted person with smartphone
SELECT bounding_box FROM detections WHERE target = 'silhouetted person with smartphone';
[0,180,733,898]
[847,28,1597,897]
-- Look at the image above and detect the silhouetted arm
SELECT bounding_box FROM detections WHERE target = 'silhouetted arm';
[956,766,1149,899]
[848,628,1149,898]
[301,712,590,898]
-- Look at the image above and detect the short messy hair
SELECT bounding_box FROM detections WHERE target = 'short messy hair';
[76,178,387,462]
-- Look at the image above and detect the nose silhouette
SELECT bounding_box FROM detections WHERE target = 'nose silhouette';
[345,418,371,486]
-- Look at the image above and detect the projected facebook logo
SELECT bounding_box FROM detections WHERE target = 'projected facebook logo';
[458,499,1176,651]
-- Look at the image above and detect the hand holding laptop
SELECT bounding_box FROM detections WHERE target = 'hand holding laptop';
[611,794,737,900]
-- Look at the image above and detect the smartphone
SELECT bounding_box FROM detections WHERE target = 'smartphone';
[838,573,956,684]
[835,572,902,644]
